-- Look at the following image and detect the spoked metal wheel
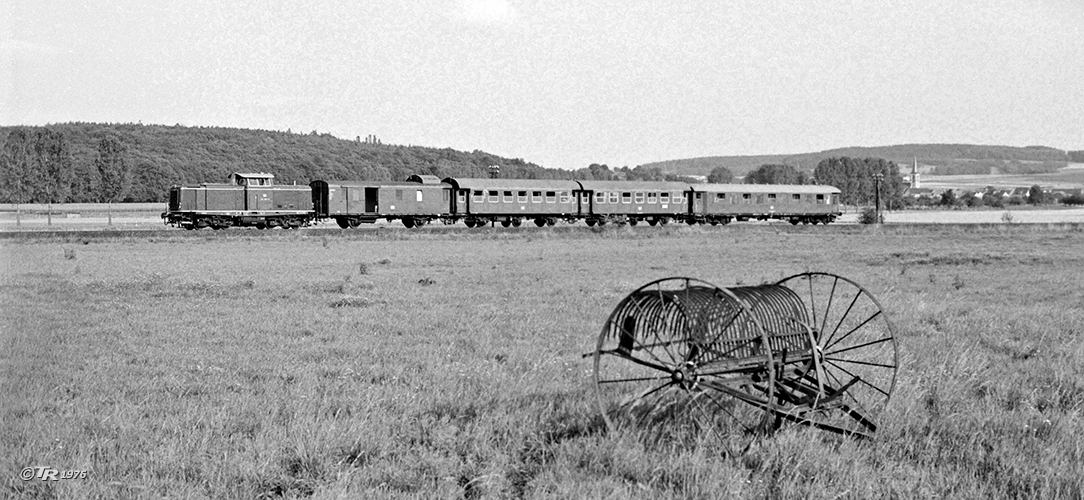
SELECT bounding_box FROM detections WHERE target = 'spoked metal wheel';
[592,278,779,446]
[772,272,899,437]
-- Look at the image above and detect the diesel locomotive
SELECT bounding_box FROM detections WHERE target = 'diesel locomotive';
[164,172,842,230]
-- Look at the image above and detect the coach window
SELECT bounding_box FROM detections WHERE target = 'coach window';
[396,189,403,200]
[416,190,423,202]
[816,194,825,204]
[473,190,484,203]
[502,190,513,202]
[673,192,685,204]
[742,193,751,204]
[595,191,606,204]
[647,193,657,204]
[793,194,801,203]
[559,191,570,203]
[660,193,670,204]
[532,191,542,203]
[545,191,556,203]
[488,190,499,203]
[716,193,726,200]
[768,193,777,200]
[609,192,619,204]
[518,191,528,203]
[634,192,645,204]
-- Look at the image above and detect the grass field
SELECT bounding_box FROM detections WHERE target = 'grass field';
[2,225,1083,498]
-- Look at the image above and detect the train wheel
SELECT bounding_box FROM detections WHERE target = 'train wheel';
[660,218,669,226]
[465,219,476,228]
[586,219,597,227]
[709,220,719,226]
[686,218,696,225]
[501,220,512,228]
[648,219,658,226]
[512,218,522,227]
[335,218,349,229]
[534,218,546,227]
[402,218,415,228]
[629,219,638,226]
[546,218,555,226]
[256,222,267,230]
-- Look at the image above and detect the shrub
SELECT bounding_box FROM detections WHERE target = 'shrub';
[1060,194,1084,206]
[858,208,882,224]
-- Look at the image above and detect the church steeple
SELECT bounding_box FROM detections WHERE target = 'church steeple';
[910,156,921,189]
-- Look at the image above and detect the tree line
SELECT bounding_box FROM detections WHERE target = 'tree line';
[1,124,903,208]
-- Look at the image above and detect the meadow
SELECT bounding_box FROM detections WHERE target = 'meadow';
[2,224,1083,499]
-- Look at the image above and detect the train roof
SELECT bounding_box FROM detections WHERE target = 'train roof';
[576,180,691,192]
[441,177,581,191]
[692,183,841,194]
[314,179,452,188]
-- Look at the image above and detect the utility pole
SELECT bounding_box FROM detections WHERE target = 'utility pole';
[874,173,884,224]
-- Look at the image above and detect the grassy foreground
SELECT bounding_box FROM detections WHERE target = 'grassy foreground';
[2,225,1083,499]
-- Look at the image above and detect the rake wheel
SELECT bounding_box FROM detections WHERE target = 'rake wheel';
[592,278,780,443]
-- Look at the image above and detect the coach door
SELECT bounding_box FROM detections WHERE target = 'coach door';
[692,192,703,213]
[365,188,378,213]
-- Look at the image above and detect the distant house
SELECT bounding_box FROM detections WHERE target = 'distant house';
[903,187,937,198]
[1009,187,1031,198]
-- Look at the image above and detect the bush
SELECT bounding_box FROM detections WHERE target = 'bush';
[1060,194,1084,206]
[858,207,883,224]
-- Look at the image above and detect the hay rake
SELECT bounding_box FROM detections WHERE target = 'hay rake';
[591,273,899,441]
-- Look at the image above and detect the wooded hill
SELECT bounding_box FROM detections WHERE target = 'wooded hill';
[0,123,567,203]
[646,144,1082,177]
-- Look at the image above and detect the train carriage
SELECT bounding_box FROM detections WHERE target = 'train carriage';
[691,184,841,225]
[311,175,452,228]
[442,177,580,227]
[576,180,690,226]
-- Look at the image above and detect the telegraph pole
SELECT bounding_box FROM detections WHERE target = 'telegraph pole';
[874,173,884,224]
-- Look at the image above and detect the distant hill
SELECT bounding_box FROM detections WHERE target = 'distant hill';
[644,144,1074,177]
[0,123,568,202]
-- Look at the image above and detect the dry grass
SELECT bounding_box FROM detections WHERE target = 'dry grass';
[2,225,1083,498]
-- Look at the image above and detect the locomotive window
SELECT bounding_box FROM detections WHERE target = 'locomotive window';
[594,192,606,204]
[660,193,670,204]
[518,191,528,202]
[532,191,542,203]
[473,190,484,203]
[647,193,657,204]
[396,189,403,200]
[503,190,513,202]
[609,192,619,204]
[545,191,556,203]
[488,190,499,203]
[621,192,631,204]
[559,191,570,203]
[634,192,644,204]
[416,190,423,202]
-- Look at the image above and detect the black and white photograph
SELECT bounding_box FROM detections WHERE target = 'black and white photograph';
[2,0,1083,498]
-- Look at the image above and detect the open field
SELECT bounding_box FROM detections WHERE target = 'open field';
[3,226,1083,498]
[916,163,1084,192]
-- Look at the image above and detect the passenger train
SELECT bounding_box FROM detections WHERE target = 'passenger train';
[163,173,842,230]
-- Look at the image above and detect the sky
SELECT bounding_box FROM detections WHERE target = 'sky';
[2,0,1082,169]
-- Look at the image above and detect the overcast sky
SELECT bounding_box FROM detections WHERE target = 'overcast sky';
[2,0,1082,169]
